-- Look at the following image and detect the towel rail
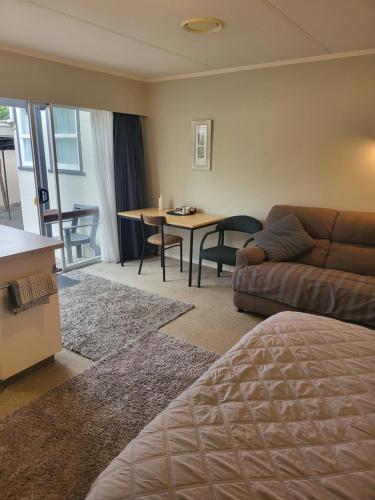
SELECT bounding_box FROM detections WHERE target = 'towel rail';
[0,267,61,290]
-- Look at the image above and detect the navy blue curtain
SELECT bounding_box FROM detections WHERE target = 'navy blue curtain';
[113,113,150,259]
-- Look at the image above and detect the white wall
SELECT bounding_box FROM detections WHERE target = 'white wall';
[145,54,375,264]
[0,49,147,115]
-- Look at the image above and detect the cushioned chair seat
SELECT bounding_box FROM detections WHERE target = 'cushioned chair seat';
[200,245,238,266]
[147,233,182,246]
[68,232,90,244]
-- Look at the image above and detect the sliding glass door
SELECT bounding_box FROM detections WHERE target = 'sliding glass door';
[9,101,102,270]
[27,103,65,267]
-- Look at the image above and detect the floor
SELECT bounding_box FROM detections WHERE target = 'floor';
[0,257,263,418]
[0,202,23,230]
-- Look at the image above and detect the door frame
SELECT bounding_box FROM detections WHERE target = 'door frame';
[27,101,67,270]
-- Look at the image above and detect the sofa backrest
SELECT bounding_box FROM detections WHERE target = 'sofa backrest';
[325,210,375,276]
[266,205,375,275]
[266,205,338,268]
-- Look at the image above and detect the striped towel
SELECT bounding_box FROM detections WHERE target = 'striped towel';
[8,272,57,314]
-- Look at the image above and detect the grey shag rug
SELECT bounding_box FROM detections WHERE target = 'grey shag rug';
[59,271,193,360]
[0,331,218,500]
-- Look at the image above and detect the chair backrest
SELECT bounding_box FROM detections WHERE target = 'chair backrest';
[217,215,263,235]
[72,203,99,242]
[141,214,166,228]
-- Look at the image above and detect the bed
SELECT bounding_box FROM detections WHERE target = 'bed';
[86,312,375,499]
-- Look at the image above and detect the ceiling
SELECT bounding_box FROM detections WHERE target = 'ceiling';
[0,0,374,81]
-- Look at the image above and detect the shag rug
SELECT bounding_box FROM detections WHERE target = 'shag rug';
[59,271,193,360]
[0,331,219,500]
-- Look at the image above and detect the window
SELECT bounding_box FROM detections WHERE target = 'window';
[15,108,33,167]
[52,107,82,173]
[15,106,83,174]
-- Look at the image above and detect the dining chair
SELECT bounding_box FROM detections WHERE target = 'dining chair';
[64,203,100,264]
[138,214,183,282]
[197,215,263,287]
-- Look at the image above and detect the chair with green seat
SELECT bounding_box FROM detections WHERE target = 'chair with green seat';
[197,215,263,287]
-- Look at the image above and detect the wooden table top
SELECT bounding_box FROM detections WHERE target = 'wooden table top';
[118,208,225,229]
[43,207,98,223]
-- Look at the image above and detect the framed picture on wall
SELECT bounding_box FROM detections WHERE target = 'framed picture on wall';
[192,120,212,170]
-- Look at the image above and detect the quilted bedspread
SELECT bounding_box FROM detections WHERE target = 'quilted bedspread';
[86,312,375,500]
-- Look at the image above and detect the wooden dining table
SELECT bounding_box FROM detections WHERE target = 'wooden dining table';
[118,208,225,286]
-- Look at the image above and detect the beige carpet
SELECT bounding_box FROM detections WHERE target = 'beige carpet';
[0,258,263,418]
[0,331,218,500]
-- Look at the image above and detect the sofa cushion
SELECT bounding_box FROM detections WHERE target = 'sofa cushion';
[325,211,375,276]
[326,243,375,276]
[266,205,338,268]
[236,245,266,266]
[254,214,316,261]
[266,205,338,240]
[331,210,375,246]
[233,261,375,327]
[295,238,331,268]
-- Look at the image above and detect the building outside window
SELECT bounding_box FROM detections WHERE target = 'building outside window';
[52,107,83,174]
[15,106,83,174]
[15,108,33,168]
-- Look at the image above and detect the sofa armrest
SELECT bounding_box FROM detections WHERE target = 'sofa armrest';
[236,245,266,266]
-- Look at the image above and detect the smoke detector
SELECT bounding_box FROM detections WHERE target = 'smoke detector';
[181,17,224,34]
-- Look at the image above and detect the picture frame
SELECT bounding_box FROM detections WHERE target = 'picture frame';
[192,120,212,170]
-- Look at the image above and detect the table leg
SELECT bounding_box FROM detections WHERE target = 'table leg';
[188,228,194,287]
[119,216,124,266]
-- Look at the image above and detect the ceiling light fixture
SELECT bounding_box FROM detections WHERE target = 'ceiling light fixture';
[181,17,224,34]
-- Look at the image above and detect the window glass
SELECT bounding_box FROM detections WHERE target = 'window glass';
[53,108,76,134]
[56,137,79,165]
[16,108,32,167]
[52,107,81,172]
[23,138,32,162]
[19,108,30,133]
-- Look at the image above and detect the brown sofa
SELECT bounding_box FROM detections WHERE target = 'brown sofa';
[233,205,375,327]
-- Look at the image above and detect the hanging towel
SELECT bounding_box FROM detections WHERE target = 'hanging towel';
[8,272,57,314]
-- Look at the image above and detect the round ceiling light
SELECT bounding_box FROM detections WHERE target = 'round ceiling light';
[181,17,224,34]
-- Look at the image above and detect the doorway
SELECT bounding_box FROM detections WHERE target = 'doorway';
[0,98,102,271]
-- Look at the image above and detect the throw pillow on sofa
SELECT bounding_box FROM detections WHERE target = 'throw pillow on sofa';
[254,213,316,261]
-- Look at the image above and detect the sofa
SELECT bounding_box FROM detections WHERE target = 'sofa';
[86,312,375,499]
[233,205,375,328]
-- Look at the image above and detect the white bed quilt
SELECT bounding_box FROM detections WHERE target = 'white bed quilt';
[87,312,375,499]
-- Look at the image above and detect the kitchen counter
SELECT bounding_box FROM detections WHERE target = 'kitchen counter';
[0,225,63,263]
[0,225,64,383]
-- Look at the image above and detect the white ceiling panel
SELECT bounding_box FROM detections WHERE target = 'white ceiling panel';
[23,0,325,68]
[268,0,375,52]
[0,0,374,80]
[0,0,211,78]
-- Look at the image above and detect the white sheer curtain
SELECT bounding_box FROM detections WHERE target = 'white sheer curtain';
[90,110,119,263]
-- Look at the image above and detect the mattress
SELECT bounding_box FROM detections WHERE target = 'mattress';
[86,312,375,499]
